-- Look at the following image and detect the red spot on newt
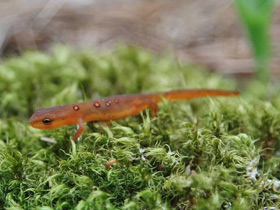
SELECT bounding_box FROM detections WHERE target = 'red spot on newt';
[114,99,119,103]
[105,101,111,107]
[73,105,79,111]
[94,102,100,108]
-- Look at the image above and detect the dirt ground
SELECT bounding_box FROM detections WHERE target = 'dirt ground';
[0,0,279,76]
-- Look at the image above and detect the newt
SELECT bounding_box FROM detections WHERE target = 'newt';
[30,89,239,141]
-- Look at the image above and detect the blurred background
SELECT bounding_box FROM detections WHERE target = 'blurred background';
[0,0,279,77]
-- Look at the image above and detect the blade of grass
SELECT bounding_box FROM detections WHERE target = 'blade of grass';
[234,0,275,83]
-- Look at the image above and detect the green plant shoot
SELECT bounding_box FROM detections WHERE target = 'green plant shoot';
[234,0,275,83]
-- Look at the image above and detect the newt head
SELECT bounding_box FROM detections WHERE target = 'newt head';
[30,105,76,129]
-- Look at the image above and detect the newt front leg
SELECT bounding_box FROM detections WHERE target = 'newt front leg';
[73,118,85,141]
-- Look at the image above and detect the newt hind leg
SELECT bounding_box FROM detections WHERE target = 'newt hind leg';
[145,99,159,116]
[135,99,159,117]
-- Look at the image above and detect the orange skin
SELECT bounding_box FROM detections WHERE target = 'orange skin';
[29,89,240,141]
[105,159,121,169]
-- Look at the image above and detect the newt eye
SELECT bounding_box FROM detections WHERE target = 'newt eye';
[42,118,52,125]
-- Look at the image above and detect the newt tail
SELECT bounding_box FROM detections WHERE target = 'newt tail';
[30,89,240,141]
[149,89,239,103]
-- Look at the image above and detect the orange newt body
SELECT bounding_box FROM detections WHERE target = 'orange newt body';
[30,89,239,141]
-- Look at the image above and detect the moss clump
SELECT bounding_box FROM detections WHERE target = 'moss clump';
[1,45,280,209]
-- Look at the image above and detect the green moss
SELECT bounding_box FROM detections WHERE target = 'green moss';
[1,45,280,209]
